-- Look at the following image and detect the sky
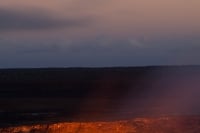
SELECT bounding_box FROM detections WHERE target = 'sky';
[0,0,200,68]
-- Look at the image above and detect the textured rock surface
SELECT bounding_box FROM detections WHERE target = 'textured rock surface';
[1,116,200,133]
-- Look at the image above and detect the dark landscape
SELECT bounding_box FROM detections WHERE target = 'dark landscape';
[1,66,200,132]
[1,0,200,132]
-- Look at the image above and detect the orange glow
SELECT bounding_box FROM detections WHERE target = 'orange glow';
[1,116,200,133]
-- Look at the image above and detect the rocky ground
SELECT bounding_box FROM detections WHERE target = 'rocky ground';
[1,116,200,133]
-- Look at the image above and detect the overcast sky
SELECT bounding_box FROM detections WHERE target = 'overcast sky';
[0,0,200,68]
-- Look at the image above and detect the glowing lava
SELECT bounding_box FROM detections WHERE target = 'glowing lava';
[1,116,200,133]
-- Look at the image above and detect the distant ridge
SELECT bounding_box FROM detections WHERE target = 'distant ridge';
[1,64,200,70]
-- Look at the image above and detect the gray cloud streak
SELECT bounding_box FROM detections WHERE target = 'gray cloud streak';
[0,8,90,31]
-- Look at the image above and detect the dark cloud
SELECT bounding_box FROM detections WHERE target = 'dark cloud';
[0,8,90,31]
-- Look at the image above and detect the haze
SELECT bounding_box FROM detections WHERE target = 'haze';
[0,0,200,68]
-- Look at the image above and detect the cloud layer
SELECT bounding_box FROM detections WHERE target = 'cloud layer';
[0,0,200,67]
[0,8,89,32]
